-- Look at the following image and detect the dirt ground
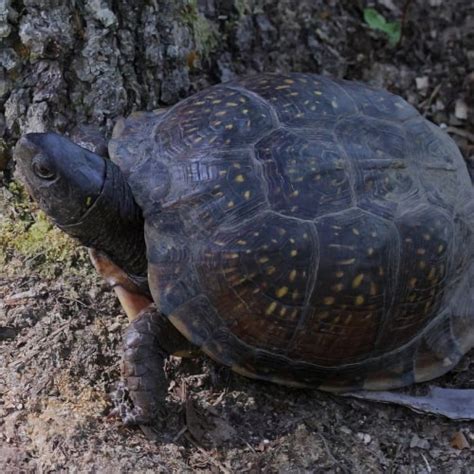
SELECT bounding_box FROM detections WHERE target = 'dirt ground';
[1,0,474,472]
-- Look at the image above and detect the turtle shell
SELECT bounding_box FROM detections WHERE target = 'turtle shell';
[109,73,474,391]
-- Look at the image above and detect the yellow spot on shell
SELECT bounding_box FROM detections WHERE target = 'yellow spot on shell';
[276,85,291,90]
[276,287,289,298]
[332,283,343,292]
[355,295,365,306]
[284,79,295,84]
[237,239,247,245]
[438,244,445,253]
[227,201,235,208]
[266,301,277,315]
[242,109,249,114]
[259,256,269,264]
[339,258,355,265]
[225,124,234,130]
[266,266,276,275]
[314,90,322,95]
[235,174,245,183]
[335,270,344,278]
[289,270,297,282]
[324,296,335,305]
[352,274,364,289]
[352,228,360,236]
[367,247,374,256]
[280,307,287,317]
[226,102,238,106]
[243,190,251,200]
[290,249,298,257]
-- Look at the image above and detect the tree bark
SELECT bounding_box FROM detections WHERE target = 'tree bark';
[0,0,471,171]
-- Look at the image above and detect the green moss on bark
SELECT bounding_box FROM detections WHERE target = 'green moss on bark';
[0,182,87,277]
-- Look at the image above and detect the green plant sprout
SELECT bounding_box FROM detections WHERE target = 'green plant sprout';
[363,8,401,46]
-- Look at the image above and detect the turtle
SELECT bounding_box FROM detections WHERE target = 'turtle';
[14,73,474,425]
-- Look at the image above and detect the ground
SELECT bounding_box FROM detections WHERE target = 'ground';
[1,0,474,472]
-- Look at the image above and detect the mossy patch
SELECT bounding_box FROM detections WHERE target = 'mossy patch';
[181,0,219,60]
[0,181,88,278]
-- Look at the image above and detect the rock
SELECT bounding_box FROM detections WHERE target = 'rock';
[410,434,431,450]
[357,432,372,445]
[454,99,468,120]
[415,76,429,91]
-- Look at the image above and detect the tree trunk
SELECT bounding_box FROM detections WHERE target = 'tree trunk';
[0,0,345,154]
[1,1,471,170]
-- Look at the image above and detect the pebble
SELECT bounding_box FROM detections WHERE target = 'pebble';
[454,99,468,120]
[410,434,431,450]
[356,432,372,444]
[415,76,429,91]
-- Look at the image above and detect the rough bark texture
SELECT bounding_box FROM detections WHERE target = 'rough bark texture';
[1,1,471,159]
[1,0,474,472]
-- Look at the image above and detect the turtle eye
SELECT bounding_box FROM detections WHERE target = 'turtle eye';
[32,154,55,180]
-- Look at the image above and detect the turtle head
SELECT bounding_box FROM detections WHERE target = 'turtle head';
[14,132,106,226]
[15,131,148,281]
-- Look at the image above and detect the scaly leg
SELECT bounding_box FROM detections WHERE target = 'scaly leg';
[89,249,196,425]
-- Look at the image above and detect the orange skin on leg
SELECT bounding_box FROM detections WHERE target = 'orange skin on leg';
[88,249,196,358]
[88,249,152,322]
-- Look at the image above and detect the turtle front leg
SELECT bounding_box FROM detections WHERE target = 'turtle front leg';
[89,250,196,425]
[116,306,170,425]
[116,304,198,425]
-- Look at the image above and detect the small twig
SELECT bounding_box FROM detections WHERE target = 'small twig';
[399,0,413,44]
[420,453,432,473]
[10,321,72,368]
[421,83,442,116]
[172,424,188,442]
[57,295,92,308]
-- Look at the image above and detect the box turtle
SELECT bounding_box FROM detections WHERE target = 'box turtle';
[15,73,474,424]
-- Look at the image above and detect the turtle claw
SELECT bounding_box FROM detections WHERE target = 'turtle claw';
[109,381,161,426]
